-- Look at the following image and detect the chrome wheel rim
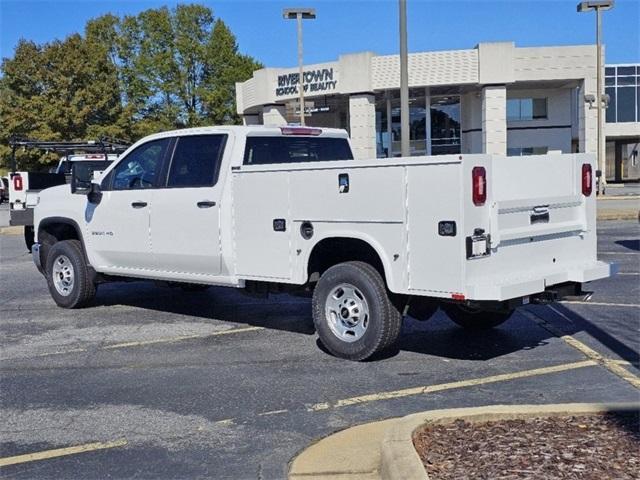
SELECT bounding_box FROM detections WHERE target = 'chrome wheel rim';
[325,283,369,342]
[52,255,74,296]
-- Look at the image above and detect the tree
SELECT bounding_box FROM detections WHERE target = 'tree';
[106,5,261,133]
[0,35,126,170]
[0,4,262,170]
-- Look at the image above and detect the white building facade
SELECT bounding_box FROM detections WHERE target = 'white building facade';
[236,42,639,181]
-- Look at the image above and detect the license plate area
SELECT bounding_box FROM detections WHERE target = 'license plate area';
[530,211,550,224]
[466,233,490,259]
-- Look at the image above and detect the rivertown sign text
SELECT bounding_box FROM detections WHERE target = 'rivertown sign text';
[275,68,337,97]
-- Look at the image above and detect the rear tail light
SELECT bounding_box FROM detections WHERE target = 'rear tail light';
[581,164,592,196]
[280,126,322,136]
[13,175,23,191]
[472,166,486,206]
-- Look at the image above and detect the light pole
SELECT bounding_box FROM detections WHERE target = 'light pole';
[283,8,316,126]
[399,0,410,157]
[577,0,614,195]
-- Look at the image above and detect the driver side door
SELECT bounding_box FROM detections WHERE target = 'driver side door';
[84,138,171,272]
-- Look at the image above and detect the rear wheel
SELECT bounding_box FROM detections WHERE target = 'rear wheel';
[45,240,96,308]
[312,261,402,361]
[442,303,513,330]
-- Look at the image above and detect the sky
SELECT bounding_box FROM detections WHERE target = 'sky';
[0,0,638,67]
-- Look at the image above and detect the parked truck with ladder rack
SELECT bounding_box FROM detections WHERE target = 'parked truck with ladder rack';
[8,139,128,251]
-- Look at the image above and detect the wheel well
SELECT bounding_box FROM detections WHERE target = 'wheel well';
[307,237,386,283]
[38,220,84,268]
[39,221,80,246]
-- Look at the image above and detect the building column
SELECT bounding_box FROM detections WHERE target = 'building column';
[481,85,507,155]
[349,93,376,159]
[262,104,287,126]
[578,78,599,157]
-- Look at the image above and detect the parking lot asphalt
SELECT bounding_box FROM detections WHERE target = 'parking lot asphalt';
[1,218,638,479]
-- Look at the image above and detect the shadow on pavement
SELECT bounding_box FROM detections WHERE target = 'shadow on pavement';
[94,281,316,336]
[542,303,639,367]
[92,281,638,365]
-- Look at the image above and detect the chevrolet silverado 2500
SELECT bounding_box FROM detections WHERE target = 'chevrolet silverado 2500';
[32,126,615,360]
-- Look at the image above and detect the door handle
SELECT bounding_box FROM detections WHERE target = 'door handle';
[197,200,216,208]
[131,201,147,208]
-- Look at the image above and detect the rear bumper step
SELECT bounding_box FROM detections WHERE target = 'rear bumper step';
[465,260,616,301]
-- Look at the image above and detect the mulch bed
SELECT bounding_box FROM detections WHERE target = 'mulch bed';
[413,413,639,479]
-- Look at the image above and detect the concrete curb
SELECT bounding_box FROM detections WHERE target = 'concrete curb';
[0,226,22,235]
[379,402,640,480]
[598,195,640,200]
[596,212,638,221]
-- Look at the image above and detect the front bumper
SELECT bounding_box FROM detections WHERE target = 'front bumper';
[465,260,617,301]
[32,242,44,275]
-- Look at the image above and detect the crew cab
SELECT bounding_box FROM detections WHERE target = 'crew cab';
[32,126,615,360]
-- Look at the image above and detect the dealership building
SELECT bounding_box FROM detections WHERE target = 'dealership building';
[236,42,639,182]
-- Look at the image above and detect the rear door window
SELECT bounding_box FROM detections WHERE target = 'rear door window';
[166,135,227,188]
[243,137,353,165]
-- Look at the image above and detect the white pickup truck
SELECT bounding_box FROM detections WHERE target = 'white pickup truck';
[33,126,614,360]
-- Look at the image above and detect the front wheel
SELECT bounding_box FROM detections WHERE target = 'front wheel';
[312,261,402,361]
[441,303,514,330]
[45,240,96,308]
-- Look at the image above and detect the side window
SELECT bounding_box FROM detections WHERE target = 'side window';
[112,138,170,190]
[166,135,227,188]
[243,137,354,165]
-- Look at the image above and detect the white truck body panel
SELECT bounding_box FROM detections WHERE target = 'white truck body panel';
[230,152,611,301]
[34,126,613,303]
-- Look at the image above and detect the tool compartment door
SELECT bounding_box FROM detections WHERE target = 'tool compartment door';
[232,170,292,280]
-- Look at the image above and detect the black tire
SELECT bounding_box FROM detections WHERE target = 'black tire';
[441,303,513,330]
[24,225,35,253]
[312,261,402,361]
[45,240,96,309]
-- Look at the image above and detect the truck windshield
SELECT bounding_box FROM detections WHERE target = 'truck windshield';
[243,136,353,165]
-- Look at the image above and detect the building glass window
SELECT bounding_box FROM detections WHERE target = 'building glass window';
[617,66,636,75]
[617,87,636,122]
[605,87,616,123]
[507,98,547,120]
[430,97,460,155]
[605,64,640,123]
[507,146,548,156]
[375,92,460,157]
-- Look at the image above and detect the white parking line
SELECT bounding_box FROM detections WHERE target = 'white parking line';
[524,307,640,390]
[599,251,639,255]
[306,360,598,412]
[23,326,265,360]
[0,439,127,468]
[560,301,640,308]
[103,326,264,350]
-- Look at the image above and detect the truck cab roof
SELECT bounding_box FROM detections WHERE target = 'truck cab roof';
[137,125,350,143]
